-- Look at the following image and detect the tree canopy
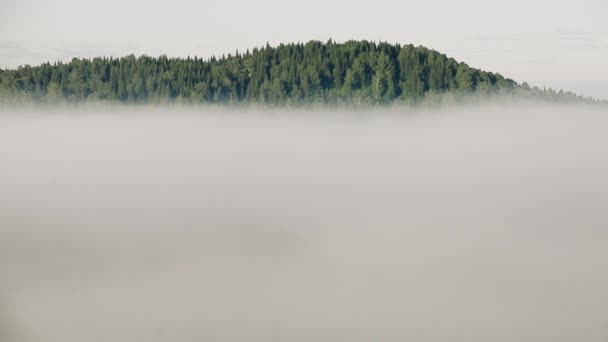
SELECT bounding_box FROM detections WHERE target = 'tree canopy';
[0,40,602,105]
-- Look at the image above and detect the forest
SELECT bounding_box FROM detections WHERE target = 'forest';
[0,40,602,105]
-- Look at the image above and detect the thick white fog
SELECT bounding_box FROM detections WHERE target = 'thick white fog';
[1,105,608,342]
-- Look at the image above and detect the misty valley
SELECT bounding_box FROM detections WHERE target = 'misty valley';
[1,104,607,342]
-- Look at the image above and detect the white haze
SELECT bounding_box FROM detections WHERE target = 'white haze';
[1,105,608,342]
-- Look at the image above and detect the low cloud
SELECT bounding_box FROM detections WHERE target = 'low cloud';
[1,104,608,342]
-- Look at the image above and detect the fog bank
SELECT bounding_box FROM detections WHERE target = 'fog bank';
[1,105,607,342]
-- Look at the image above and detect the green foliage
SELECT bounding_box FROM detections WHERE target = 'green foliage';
[0,40,602,106]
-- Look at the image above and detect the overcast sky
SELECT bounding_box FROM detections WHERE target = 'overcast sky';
[1,0,607,99]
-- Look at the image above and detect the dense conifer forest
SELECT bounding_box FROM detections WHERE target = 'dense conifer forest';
[0,40,602,105]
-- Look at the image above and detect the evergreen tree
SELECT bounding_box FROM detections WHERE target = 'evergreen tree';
[0,40,602,106]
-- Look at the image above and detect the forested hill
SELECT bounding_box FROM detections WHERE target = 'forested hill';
[0,40,601,105]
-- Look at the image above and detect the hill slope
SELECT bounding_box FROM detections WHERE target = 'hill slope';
[0,40,602,105]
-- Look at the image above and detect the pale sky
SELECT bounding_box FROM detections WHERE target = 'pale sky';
[1,0,607,99]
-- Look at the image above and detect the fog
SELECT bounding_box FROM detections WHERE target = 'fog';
[1,104,607,342]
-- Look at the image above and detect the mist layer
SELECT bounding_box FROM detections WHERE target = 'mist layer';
[1,105,607,342]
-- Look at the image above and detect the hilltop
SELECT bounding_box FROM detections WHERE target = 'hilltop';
[0,40,603,106]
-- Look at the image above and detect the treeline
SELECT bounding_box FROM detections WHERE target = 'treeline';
[0,40,602,105]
